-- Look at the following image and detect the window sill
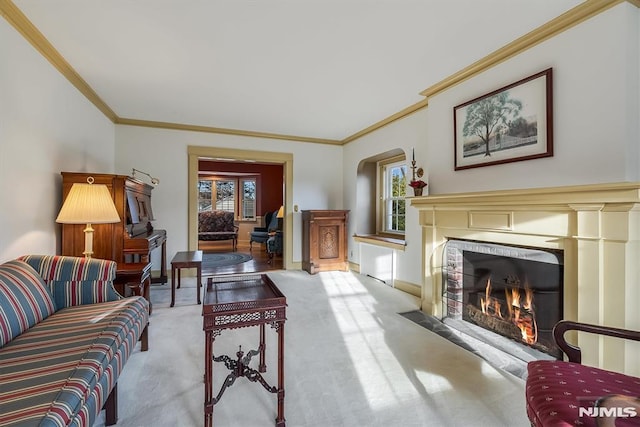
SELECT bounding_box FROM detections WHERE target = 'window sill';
[353,234,406,251]
[236,218,258,223]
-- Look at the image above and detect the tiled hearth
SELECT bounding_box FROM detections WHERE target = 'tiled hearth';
[411,182,640,376]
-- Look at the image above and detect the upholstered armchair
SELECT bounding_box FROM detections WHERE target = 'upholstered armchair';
[249,209,279,249]
[267,231,283,263]
[525,320,640,426]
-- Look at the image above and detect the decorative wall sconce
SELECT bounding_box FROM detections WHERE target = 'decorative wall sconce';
[409,147,427,196]
[132,168,160,185]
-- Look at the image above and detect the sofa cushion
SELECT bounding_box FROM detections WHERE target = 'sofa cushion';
[0,260,56,347]
[526,360,640,426]
[19,255,118,309]
[0,296,149,426]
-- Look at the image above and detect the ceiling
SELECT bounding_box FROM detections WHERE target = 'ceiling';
[8,0,584,143]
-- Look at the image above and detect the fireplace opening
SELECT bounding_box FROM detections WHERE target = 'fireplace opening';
[443,239,563,359]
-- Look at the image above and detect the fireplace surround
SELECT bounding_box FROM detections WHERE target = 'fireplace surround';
[411,182,640,376]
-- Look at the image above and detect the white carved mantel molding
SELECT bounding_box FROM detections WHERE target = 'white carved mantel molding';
[411,182,640,375]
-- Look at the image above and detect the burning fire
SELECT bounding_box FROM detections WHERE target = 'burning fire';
[480,277,538,345]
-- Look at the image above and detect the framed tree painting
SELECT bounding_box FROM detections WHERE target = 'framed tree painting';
[453,68,553,170]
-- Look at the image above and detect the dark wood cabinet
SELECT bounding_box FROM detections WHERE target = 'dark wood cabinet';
[60,172,167,283]
[301,210,349,274]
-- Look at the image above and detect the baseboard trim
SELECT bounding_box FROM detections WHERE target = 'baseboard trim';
[393,279,421,298]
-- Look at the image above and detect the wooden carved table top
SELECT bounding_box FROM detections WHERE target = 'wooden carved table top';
[203,274,286,325]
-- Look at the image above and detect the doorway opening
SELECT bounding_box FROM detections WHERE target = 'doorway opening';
[188,146,293,272]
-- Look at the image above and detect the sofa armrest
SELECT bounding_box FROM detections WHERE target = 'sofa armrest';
[19,255,121,309]
[553,320,640,363]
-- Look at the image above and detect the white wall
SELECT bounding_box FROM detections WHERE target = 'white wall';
[427,3,639,194]
[343,2,640,288]
[114,125,343,265]
[0,19,115,262]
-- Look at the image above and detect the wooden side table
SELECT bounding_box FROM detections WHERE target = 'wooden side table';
[202,274,286,427]
[114,262,153,314]
[170,250,203,307]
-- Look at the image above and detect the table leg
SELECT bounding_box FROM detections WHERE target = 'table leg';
[170,266,176,307]
[177,268,181,288]
[204,330,214,427]
[143,274,152,314]
[259,323,266,372]
[197,265,202,305]
[276,321,285,427]
[160,240,167,284]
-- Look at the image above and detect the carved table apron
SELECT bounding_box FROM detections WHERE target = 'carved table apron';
[202,274,287,427]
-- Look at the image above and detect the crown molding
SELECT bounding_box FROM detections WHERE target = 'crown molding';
[116,117,342,145]
[0,0,341,145]
[2,0,637,146]
[341,0,633,145]
[341,98,429,144]
[0,0,118,122]
[419,0,627,99]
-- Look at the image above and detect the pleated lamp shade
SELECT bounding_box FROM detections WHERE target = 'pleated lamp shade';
[56,183,120,224]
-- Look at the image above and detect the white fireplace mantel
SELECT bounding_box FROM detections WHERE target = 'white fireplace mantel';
[411,182,640,375]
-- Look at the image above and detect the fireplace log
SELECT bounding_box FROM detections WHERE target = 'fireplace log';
[465,304,523,341]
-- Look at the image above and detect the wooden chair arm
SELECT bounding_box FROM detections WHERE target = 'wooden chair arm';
[553,320,640,363]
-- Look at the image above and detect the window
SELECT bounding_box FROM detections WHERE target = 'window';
[241,179,256,220]
[381,158,406,233]
[198,180,213,211]
[215,179,235,211]
[198,177,257,220]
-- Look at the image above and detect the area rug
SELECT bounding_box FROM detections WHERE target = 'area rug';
[202,252,252,269]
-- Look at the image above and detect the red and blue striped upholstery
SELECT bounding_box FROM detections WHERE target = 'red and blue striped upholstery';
[0,260,56,347]
[0,255,150,427]
[0,297,149,426]
[18,255,120,309]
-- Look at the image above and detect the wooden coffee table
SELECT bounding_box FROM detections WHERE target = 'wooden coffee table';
[202,274,286,427]
[170,250,202,307]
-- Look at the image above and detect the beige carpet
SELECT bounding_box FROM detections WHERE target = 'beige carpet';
[94,270,530,427]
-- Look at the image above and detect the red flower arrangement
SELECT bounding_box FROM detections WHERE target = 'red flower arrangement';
[408,179,427,189]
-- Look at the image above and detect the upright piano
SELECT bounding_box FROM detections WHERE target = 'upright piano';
[60,172,167,284]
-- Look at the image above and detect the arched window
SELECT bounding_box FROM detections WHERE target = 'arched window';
[355,148,407,237]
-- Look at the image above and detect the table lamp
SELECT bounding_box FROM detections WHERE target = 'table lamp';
[56,176,120,258]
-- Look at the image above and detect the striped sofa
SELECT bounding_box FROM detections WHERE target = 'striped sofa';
[0,255,150,427]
